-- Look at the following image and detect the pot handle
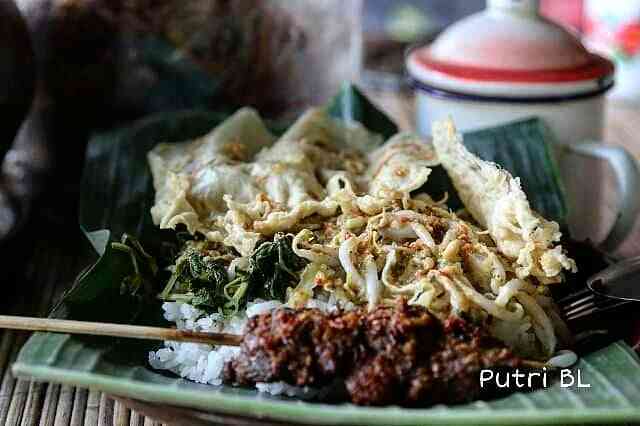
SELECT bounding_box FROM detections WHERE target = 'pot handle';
[564,143,640,252]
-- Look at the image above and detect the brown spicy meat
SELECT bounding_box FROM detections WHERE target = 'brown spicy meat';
[224,301,522,406]
[224,306,364,387]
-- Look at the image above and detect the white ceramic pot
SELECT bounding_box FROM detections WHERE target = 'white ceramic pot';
[413,93,605,147]
[406,0,640,252]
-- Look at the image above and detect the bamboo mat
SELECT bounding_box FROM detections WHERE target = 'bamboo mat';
[0,91,639,426]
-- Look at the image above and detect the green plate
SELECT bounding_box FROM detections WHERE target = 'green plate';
[13,333,640,425]
[11,88,640,424]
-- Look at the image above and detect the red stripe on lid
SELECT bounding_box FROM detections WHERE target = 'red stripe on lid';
[410,49,614,84]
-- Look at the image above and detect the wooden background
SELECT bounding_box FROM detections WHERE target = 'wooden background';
[0,90,639,425]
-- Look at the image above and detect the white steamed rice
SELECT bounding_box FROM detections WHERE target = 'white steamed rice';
[148,299,337,397]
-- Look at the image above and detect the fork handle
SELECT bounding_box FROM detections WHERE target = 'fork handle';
[588,256,640,302]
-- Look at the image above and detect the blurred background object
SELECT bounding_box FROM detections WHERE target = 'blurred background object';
[539,0,640,104]
[582,0,640,104]
[0,0,35,161]
[18,0,640,120]
[0,0,35,242]
[16,0,362,121]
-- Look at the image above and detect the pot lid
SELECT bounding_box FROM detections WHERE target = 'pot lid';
[406,0,614,98]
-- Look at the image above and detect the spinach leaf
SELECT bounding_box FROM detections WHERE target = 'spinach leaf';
[160,233,306,316]
[159,241,230,312]
[244,233,307,301]
[224,233,307,314]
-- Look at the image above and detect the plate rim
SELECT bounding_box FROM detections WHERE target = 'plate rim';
[12,340,640,426]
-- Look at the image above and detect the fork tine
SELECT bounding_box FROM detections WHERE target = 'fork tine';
[563,296,597,318]
[564,303,599,321]
[557,288,592,305]
[562,293,596,310]
[560,290,597,319]
[565,298,633,322]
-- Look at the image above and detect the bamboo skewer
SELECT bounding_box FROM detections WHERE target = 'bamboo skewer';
[0,316,555,371]
[0,315,242,346]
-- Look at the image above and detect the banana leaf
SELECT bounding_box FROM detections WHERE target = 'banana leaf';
[15,84,640,424]
[325,82,398,139]
[13,334,640,425]
[61,110,229,324]
[464,118,568,225]
[425,119,567,227]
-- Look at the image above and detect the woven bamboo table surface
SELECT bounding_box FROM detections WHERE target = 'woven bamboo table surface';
[0,90,639,426]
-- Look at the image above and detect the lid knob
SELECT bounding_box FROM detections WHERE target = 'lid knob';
[487,0,539,15]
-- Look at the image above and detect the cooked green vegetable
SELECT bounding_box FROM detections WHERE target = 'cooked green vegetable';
[112,233,159,299]
[160,233,306,315]
[159,241,230,312]
[229,233,307,307]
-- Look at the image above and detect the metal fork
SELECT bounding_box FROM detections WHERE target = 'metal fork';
[558,256,640,323]
[559,288,633,322]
